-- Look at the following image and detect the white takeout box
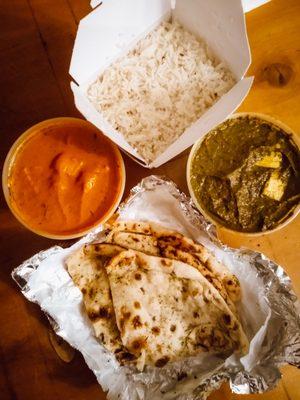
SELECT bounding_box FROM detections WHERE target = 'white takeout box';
[70,0,253,168]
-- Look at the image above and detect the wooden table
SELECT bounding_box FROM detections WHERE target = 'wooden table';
[0,1,299,399]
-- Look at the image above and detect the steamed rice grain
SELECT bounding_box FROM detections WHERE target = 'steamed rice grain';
[87,20,235,164]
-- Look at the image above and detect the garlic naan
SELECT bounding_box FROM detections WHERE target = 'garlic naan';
[110,221,241,303]
[65,248,122,353]
[105,249,249,369]
[86,221,241,311]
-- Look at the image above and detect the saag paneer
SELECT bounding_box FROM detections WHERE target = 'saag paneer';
[190,116,300,232]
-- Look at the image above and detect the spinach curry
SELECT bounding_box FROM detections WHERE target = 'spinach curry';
[190,116,300,232]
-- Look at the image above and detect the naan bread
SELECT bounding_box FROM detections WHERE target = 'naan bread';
[110,221,209,262]
[105,249,249,369]
[107,231,233,306]
[84,243,126,258]
[111,221,241,302]
[67,221,246,370]
[65,248,122,353]
[205,257,241,302]
[101,221,241,309]
[106,230,160,256]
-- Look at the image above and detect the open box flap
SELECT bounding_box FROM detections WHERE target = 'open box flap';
[173,0,251,79]
[242,0,270,12]
[70,0,250,86]
[90,0,104,8]
[90,0,269,13]
[70,0,171,86]
[149,76,254,168]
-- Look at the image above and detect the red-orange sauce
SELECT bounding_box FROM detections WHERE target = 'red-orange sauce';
[8,119,124,236]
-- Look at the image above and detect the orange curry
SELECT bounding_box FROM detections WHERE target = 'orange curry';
[8,120,124,236]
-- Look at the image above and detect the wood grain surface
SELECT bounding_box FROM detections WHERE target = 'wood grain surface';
[0,1,299,399]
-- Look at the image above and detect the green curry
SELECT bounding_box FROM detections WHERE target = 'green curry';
[190,115,300,232]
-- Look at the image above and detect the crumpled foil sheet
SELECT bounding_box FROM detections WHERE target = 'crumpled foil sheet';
[12,175,300,400]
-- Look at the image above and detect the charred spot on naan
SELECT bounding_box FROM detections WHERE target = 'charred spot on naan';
[155,356,170,368]
[177,372,188,381]
[87,306,111,320]
[220,313,236,330]
[134,301,141,309]
[223,313,232,325]
[161,259,172,267]
[223,276,241,302]
[134,272,142,280]
[115,351,137,364]
[132,315,143,329]
[99,307,111,319]
[131,337,148,351]
[119,307,132,333]
[111,221,153,235]
[181,281,190,301]
[232,321,239,331]
[87,310,99,320]
[84,243,126,258]
[151,326,161,335]
[119,255,135,267]
[191,324,227,351]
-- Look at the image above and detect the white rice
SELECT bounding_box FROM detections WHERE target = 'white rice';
[87,20,235,164]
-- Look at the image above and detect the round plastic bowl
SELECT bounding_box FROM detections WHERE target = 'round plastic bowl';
[187,112,300,236]
[2,117,126,239]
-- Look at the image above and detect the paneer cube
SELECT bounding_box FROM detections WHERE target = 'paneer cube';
[256,152,282,168]
[263,171,286,201]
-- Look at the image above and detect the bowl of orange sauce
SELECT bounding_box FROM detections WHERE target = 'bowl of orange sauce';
[2,118,125,239]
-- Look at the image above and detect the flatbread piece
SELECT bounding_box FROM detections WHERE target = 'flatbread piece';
[105,249,249,369]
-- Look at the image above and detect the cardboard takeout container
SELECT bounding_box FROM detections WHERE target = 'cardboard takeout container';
[70,0,253,168]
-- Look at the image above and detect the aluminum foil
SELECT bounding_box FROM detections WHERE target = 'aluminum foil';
[12,175,300,400]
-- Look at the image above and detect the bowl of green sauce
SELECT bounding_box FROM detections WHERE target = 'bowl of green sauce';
[187,113,300,234]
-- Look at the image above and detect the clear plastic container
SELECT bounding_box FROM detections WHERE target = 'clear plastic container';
[187,112,300,236]
[2,117,126,239]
